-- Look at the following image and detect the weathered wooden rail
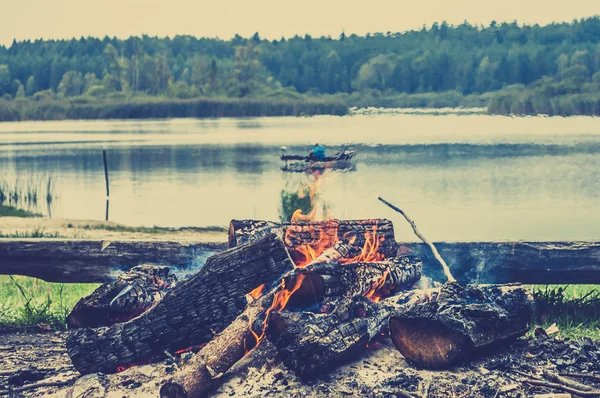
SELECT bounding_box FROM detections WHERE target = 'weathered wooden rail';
[401,241,600,284]
[0,239,227,283]
[0,239,599,284]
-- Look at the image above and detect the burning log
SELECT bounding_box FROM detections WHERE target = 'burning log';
[287,256,422,306]
[310,240,358,264]
[66,233,296,375]
[266,296,388,379]
[263,283,427,379]
[159,290,276,398]
[388,282,534,369]
[67,265,176,329]
[228,219,398,264]
[158,256,422,397]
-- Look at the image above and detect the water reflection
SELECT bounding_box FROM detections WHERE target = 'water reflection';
[279,170,332,223]
[0,174,56,216]
[1,115,600,242]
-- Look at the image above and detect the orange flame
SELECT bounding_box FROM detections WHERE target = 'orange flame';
[363,269,390,303]
[267,274,306,313]
[289,221,340,267]
[248,284,266,299]
[340,227,385,264]
[290,171,324,223]
[287,223,385,268]
[245,274,307,354]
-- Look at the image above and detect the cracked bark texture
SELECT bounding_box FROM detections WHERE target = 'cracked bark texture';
[66,234,295,375]
[389,282,534,368]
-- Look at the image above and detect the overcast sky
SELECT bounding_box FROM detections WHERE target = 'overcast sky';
[1,0,599,46]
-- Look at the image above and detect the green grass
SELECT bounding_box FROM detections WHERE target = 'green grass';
[0,205,41,218]
[0,275,98,328]
[531,284,600,339]
[0,277,598,337]
[0,229,62,238]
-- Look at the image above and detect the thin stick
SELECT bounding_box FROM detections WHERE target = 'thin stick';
[523,378,600,397]
[561,373,600,383]
[102,150,110,197]
[378,196,456,282]
[543,370,595,391]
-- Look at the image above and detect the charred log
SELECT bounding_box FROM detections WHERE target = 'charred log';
[66,234,296,375]
[310,241,358,264]
[228,219,397,262]
[159,291,275,398]
[286,256,422,308]
[67,265,176,329]
[157,256,421,397]
[388,283,534,369]
[266,296,387,379]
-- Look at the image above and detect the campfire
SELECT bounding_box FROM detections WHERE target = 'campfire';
[37,169,542,397]
[0,175,548,397]
[53,198,538,398]
[2,184,600,397]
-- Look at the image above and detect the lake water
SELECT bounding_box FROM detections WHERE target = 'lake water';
[1,113,599,242]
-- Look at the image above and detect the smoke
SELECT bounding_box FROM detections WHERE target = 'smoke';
[169,249,220,280]
[417,276,441,290]
[102,249,221,284]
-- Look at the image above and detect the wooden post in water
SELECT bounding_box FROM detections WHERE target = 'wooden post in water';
[103,150,110,221]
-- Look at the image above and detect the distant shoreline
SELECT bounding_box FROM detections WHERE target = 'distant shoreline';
[0,97,349,122]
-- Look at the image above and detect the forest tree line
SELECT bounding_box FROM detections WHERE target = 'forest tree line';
[1,17,600,116]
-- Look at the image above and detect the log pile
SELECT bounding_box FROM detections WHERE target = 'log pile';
[67,233,296,375]
[63,218,534,398]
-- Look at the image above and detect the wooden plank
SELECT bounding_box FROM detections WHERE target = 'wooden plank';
[400,241,600,284]
[0,239,227,283]
[1,239,600,284]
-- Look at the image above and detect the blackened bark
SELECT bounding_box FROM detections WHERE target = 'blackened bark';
[228,219,397,262]
[67,265,176,329]
[388,283,534,368]
[66,234,295,375]
[287,256,422,307]
[266,296,387,379]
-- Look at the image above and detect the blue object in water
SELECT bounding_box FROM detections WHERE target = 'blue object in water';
[313,145,326,161]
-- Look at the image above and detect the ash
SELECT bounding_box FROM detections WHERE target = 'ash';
[3,330,600,397]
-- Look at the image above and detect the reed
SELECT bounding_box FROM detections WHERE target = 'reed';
[0,175,56,217]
